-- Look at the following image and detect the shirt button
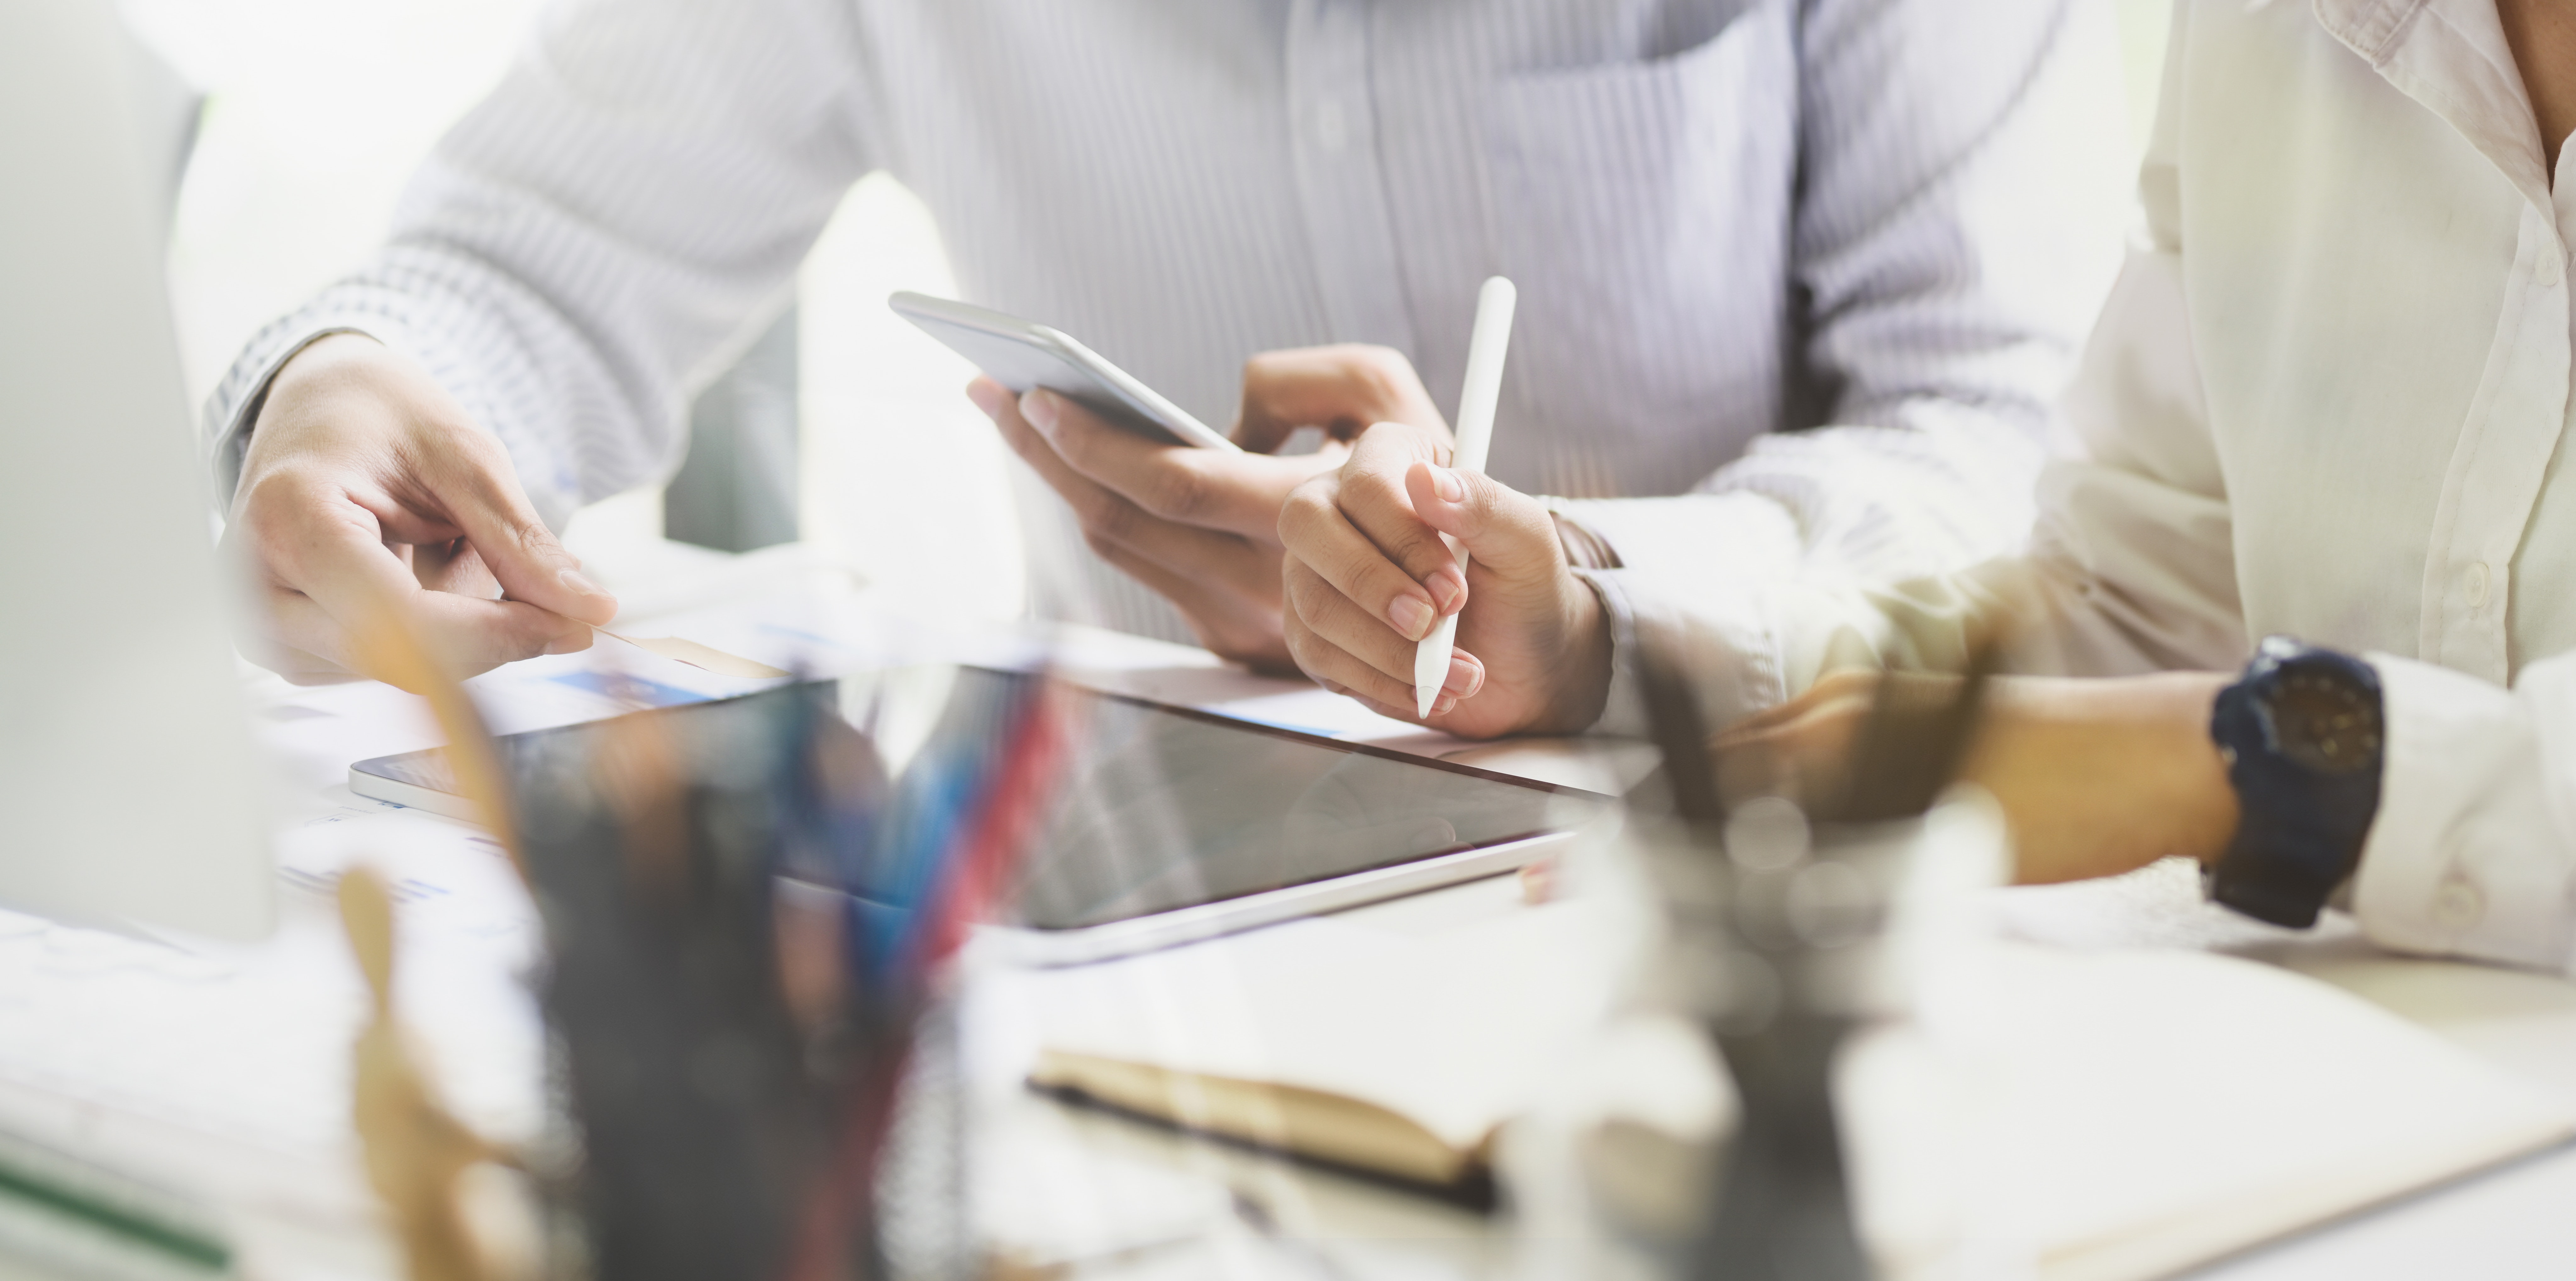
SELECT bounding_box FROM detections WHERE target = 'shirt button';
[2431,879,2484,930]
[2464,561,2491,608]
[1313,100,1349,153]
[2539,250,2565,288]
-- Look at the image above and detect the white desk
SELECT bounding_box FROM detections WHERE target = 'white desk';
[7,542,2569,1280]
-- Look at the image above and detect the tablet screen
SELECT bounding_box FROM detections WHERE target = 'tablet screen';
[353,667,1608,933]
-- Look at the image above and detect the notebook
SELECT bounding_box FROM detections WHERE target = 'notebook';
[1844,942,2576,1280]
[1025,894,2576,1277]
[1024,888,1628,1199]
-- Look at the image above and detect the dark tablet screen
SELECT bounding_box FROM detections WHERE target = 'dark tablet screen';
[352,667,1607,932]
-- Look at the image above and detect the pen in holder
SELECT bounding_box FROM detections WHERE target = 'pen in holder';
[345,594,1072,1281]
[1630,650,1993,1281]
[508,671,1072,1281]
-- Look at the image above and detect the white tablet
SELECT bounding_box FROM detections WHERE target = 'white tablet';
[890,291,1240,452]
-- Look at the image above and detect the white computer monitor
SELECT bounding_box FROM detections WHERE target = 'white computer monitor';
[0,0,273,940]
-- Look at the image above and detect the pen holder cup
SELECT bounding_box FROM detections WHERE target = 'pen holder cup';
[1508,788,2008,1281]
[506,686,978,1281]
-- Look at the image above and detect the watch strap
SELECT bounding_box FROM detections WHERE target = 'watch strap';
[2206,642,2383,928]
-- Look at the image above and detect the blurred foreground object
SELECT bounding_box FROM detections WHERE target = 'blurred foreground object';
[0,0,269,940]
[346,578,1070,1278]
[1514,645,2576,1280]
[509,669,1069,1280]
[1632,648,1991,1280]
[341,867,538,1281]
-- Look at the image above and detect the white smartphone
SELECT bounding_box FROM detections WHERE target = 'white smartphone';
[350,667,1609,965]
[889,291,1241,452]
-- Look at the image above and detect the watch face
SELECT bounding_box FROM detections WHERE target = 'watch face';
[2270,666,2382,774]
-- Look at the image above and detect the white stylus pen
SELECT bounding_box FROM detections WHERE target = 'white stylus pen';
[1414,276,1517,719]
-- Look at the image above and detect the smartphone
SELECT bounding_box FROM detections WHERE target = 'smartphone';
[350,667,1609,964]
[889,291,1240,452]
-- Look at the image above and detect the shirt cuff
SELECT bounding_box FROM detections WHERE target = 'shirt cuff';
[1546,494,1804,737]
[2352,653,2575,971]
[1569,564,1789,739]
[1574,566,1649,737]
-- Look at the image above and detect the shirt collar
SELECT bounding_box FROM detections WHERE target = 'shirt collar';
[2304,0,2550,209]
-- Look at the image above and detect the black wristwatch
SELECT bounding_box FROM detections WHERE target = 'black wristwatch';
[2206,636,2385,927]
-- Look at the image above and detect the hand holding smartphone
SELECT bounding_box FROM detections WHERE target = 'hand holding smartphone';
[889,291,1241,452]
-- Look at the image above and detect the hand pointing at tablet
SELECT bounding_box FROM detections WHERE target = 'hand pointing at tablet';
[972,345,1449,673]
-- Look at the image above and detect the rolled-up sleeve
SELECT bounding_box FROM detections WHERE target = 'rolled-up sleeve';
[2354,654,2576,973]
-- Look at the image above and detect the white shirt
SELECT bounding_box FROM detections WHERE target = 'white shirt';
[204,0,2127,643]
[1620,0,2576,973]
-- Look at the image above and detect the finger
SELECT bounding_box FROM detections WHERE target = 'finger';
[1327,423,1478,610]
[1233,345,1448,454]
[414,428,618,625]
[1283,556,1479,695]
[1279,482,1454,646]
[1084,521,1282,661]
[982,381,1291,661]
[247,479,593,679]
[265,576,592,681]
[986,382,1273,582]
[409,537,498,597]
[1019,388,1319,541]
[1283,606,1456,720]
[1402,463,1566,587]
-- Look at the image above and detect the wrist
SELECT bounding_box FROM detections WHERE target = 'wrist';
[246,333,397,457]
[2174,672,2241,866]
[1524,569,1615,735]
[1547,509,1623,572]
[2204,639,2385,927]
[260,332,392,409]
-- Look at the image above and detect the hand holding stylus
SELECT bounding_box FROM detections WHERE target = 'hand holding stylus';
[1277,286,1616,738]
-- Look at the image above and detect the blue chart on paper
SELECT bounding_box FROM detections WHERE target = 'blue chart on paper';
[546,670,715,709]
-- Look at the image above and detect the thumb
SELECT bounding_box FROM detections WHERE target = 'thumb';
[1405,463,1563,585]
[429,443,619,626]
[1232,346,1447,454]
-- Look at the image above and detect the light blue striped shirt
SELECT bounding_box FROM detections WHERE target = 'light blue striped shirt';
[207,0,2128,703]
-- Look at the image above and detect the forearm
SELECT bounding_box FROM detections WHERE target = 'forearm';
[206,0,874,522]
[208,248,612,529]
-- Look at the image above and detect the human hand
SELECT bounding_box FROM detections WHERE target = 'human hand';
[973,345,1446,672]
[223,334,618,683]
[1713,670,2240,884]
[1277,421,1612,737]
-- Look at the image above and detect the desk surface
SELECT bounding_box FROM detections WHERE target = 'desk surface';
[14,543,2573,1281]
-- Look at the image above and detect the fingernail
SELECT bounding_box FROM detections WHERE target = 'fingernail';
[1389,594,1435,641]
[1021,389,1058,431]
[1429,466,1465,503]
[559,567,605,598]
[1434,694,1458,716]
[1428,568,1467,613]
[1444,654,1476,695]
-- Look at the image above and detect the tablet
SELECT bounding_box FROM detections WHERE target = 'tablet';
[350,667,1609,964]
[888,291,1241,451]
